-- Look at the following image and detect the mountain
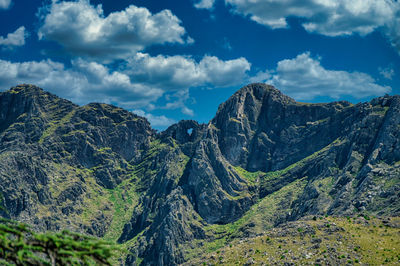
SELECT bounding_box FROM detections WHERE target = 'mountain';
[0,83,399,265]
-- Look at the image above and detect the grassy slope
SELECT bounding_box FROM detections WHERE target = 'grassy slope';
[182,142,337,260]
[182,176,308,262]
[181,136,400,264]
[187,216,400,265]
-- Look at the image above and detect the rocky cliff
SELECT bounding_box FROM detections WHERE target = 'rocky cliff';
[0,83,399,265]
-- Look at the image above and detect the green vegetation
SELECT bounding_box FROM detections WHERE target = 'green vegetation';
[228,117,241,124]
[188,217,400,265]
[103,176,139,242]
[39,161,141,247]
[184,177,307,260]
[2,159,140,264]
[183,140,348,262]
[0,219,118,265]
[97,147,112,153]
[306,117,330,126]
[372,106,390,116]
[62,130,86,137]
[39,110,76,143]
[261,138,342,193]
[133,139,172,189]
[233,166,265,184]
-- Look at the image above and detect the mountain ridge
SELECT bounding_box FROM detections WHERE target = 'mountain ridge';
[0,83,399,265]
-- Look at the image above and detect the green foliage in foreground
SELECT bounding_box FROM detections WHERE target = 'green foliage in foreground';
[0,219,119,265]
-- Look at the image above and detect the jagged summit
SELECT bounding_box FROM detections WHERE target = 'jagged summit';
[228,83,287,99]
[9,84,44,93]
[213,83,293,124]
[4,84,67,105]
[0,84,399,265]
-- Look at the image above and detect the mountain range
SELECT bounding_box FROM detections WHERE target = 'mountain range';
[0,83,399,265]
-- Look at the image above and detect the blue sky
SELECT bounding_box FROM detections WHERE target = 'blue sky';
[0,0,399,130]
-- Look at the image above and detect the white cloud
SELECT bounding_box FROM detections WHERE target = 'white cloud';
[200,55,251,86]
[126,52,251,89]
[125,53,250,115]
[0,59,163,108]
[162,89,194,116]
[248,69,271,83]
[301,0,398,37]
[379,66,395,80]
[38,0,191,61]
[132,109,176,128]
[223,0,400,53]
[264,52,391,100]
[0,0,11,9]
[0,51,251,116]
[225,0,397,34]
[0,27,28,48]
[195,0,216,9]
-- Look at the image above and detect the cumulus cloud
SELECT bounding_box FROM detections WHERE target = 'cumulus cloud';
[0,0,11,9]
[126,53,251,89]
[264,52,391,100]
[162,89,194,116]
[248,70,271,83]
[225,0,396,34]
[124,53,250,115]
[38,0,191,61]
[0,59,162,108]
[133,109,176,128]
[195,0,215,9]
[221,0,400,53]
[0,26,28,48]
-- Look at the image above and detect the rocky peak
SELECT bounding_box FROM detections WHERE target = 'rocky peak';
[212,83,294,129]
[76,102,151,129]
[1,84,75,120]
[3,84,72,109]
[369,93,394,107]
[0,85,76,145]
[210,84,366,172]
[9,84,43,93]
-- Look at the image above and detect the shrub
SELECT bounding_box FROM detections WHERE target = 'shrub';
[0,218,118,265]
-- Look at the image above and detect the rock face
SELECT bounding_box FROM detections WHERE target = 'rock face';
[0,83,399,265]
[213,84,354,172]
[0,84,154,236]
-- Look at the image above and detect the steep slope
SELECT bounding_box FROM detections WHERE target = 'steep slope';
[0,84,154,237]
[120,84,400,265]
[212,84,353,171]
[0,83,399,265]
